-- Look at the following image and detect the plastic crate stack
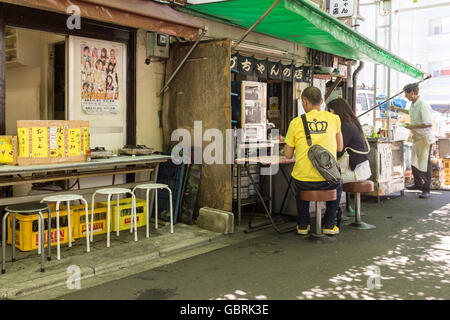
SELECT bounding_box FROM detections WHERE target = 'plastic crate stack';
[6,198,148,252]
[233,164,260,200]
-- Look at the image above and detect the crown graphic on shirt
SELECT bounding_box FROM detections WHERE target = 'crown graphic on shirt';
[308,119,328,133]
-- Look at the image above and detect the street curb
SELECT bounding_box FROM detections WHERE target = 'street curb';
[0,267,95,300]
[1,232,225,300]
[93,252,160,276]
[159,237,215,257]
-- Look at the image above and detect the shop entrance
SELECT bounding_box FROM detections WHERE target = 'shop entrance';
[5,27,66,134]
[51,41,66,120]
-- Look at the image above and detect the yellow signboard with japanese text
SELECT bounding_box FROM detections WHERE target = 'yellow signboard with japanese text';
[16,121,89,166]
[0,136,18,164]
[31,127,48,158]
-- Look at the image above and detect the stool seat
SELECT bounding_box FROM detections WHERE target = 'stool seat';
[134,183,168,190]
[41,194,90,261]
[132,183,174,236]
[5,202,49,213]
[2,202,47,273]
[95,188,132,195]
[301,189,337,202]
[42,194,84,202]
[91,188,137,246]
[343,181,374,193]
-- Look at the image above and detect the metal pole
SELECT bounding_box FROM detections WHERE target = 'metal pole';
[232,0,282,50]
[387,1,393,140]
[157,28,208,97]
[358,74,431,118]
[373,0,379,135]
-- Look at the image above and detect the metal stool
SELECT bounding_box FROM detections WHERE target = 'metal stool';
[132,183,174,237]
[2,202,48,274]
[301,189,337,237]
[343,181,375,230]
[41,194,90,261]
[91,188,137,247]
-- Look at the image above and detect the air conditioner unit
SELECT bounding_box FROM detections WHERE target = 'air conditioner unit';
[147,32,169,58]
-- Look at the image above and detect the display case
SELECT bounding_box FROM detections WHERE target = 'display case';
[367,139,405,202]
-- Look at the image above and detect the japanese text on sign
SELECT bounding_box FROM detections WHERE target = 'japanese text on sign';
[330,0,354,18]
[69,128,82,157]
[32,127,48,158]
[18,128,29,158]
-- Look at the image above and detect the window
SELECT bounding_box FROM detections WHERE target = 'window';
[367,93,374,109]
[357,94,368,111]
[429,17,450,35]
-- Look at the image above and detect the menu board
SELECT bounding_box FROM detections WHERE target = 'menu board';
[17,120,89,166]
[0,136,18,165]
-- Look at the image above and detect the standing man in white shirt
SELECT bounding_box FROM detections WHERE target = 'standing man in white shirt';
[389,83,435,199]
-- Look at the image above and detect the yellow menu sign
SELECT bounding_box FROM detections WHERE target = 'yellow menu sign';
[0,136,16,164]
[83,127,89,155]
[18,128,29,157]
[68,128,81,157]
[32,127,48,158]
[49,127,65,158]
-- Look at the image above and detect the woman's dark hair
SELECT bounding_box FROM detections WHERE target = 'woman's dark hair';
[327,98,364,134]
[107,62,114,72]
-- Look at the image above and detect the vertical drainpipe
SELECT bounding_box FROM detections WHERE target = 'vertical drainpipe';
[352,0,364,113]
[352,61,364,113]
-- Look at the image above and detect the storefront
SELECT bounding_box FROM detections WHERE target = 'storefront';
[164,0,427,223]
[0,0,201,198]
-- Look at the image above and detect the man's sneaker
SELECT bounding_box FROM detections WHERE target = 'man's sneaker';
[419,191,430,199]
[406,185,420,190]
[323,225,340,235]
[297,225,310,235]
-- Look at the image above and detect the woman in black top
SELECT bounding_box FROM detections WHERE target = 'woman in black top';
[327,98,372,227]
[327,98,371,181]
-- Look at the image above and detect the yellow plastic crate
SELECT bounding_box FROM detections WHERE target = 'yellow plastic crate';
[60,203,108,239]
[7,209,75,252]
[443,159,450,169]
[99,198,147,232]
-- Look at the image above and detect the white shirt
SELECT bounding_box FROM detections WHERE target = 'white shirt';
[409,98,435,143]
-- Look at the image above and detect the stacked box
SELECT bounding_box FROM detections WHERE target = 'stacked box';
[7,209,75,252]
[233,164,261,199]
[99,198,147,232]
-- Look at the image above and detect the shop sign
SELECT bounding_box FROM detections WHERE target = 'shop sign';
[231,53,311,83]
[330,0,354,18]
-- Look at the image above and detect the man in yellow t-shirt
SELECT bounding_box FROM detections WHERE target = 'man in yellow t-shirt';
[284,86,343,235]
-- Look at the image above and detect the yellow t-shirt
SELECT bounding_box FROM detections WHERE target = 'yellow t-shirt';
[285,109,341,182]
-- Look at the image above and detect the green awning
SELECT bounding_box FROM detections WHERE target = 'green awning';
[185,0,425,80]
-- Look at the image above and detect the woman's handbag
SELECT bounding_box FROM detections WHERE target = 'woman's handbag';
[337,135,371,171]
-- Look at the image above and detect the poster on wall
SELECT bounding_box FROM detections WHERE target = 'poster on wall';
[241,81,267,141]
[80,41,121,114]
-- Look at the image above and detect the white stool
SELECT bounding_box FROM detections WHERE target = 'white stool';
[132,183,173,237]
[91,188,137,247]
[41,194,90,261]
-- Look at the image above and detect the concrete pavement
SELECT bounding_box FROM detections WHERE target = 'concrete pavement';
[0,221,225,299]
[51,190,450,300]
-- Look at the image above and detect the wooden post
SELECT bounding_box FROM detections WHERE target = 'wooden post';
[0,5,5,136]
